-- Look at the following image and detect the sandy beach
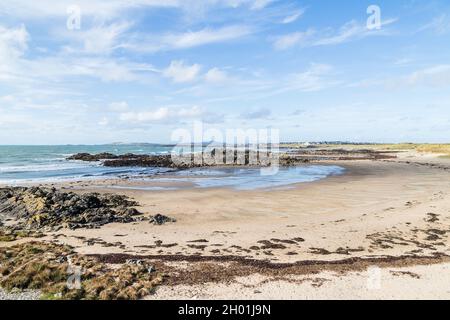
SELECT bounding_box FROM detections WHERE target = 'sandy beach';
[2,149,449,299]
[2,0,450,304]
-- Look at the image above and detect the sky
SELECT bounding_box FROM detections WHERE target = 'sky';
[0,0,450,145]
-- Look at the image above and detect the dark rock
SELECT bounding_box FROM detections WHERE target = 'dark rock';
[67,148,393,169]
[257,240,287,250]
[0,187,147,231]
[66,149,282,169]
[149,214,177,225]
[103,155,180,168]
[67,153,119,161]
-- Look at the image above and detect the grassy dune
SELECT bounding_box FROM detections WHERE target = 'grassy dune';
[377,144,450,157]
[281,143,450,157]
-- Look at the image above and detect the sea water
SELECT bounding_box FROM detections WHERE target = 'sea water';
[141,166,346,191]
[0,145,174,184]
[0,145,345,189]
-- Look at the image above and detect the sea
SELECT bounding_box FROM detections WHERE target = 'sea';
[0,145,345,189]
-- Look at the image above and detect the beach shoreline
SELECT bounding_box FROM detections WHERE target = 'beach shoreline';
[1,149,450,299]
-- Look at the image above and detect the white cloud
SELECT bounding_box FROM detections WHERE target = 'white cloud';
[419,14,450,35]
[394,58,414,66]
[404,65,450,87]
[109,101,129,112]
[28,57,155,82]
[281,9,305,24]
[119,105,204,122]
[258,63,335,98]
[163,60,202,83]
[287,63,334,92]
[0,0,180,19]
[351,65,450,89]
[0,0,274,19]
[272,29,314,50]
[204,68,229,83]
[177,105,205,117]
[98,117,109,126]
[250,0,274,10]
[272,18,397,50]
[0,95,16,104]
[171,26,252,49]
[0,24,28,58]
[120,108,169,122]
[314,19,397,46]
[0,23,158,86]
[71,22,132,54]
[0,24,29,81]
[128,25,254,53]
[241,107,271,119]
[314,21,364,46]
[156,26,253,51]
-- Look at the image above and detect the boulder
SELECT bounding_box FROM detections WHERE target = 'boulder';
[0,187,142,231]
[149,214,177,225]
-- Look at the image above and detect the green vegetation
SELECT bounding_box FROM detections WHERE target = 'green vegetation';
[0,242,164,300]
[375,144,450,157]
[281,143,450,157]
[0,229,44,242]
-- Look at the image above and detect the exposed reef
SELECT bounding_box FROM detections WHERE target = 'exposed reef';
[0,187,176,235]
[67,148,395,169]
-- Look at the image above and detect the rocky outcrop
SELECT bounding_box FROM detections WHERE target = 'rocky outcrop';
[67,153,119,161]
[104,155,181,168]
[0,187,173,231]
[67,148,396,170]
[68,153,183,168]
[67,150,281,169]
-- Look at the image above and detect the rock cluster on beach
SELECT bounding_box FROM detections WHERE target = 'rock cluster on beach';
[0,186,140,231]
[68,152,183,167]
[67,148,396,170]
[150,214,177,225]
[67,152,120,161]
[68,149,296,168]
[0,187,174,233]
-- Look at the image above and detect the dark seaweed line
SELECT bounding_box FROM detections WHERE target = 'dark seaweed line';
[89,252,450,270]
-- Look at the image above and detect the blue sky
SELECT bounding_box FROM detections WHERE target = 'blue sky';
[1,0,450,144]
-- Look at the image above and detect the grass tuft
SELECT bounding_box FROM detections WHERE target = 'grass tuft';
[0,242,164,300]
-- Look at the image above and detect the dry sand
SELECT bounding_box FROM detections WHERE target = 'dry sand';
[6,151,450,299]
[152,262,450,300]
